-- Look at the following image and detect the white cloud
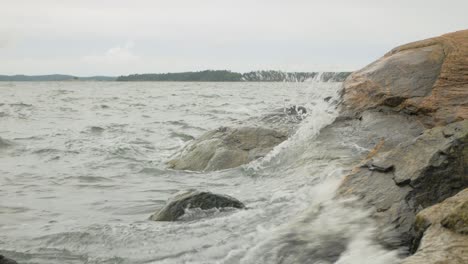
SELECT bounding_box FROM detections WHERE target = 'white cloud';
[82,42,138,65]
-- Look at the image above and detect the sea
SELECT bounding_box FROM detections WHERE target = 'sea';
[0,81,400,264]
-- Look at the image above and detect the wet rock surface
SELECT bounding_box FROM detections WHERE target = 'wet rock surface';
[150,190,245,221]
[338,120,468,248]
[341,29,468,127]
[167,126,287,171]
[402,188,468,264]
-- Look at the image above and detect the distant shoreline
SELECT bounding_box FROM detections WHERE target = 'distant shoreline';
[0,70,351,82]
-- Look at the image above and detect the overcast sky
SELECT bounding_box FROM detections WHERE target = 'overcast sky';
[1,0,467,76]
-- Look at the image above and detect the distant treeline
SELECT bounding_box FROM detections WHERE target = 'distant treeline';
[117,70,242,82]
[116,70,351,82]
[0,74,116,82]
[0,71,352,82]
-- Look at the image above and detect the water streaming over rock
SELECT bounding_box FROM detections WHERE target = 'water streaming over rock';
[0,81,399,263]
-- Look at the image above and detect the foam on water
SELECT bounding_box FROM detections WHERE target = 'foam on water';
[0,81,400,263]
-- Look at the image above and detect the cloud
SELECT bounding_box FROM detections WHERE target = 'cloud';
[0,31,17,49]
[82,41,138,65]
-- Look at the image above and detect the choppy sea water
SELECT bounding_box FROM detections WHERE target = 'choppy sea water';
[0,81,400,264]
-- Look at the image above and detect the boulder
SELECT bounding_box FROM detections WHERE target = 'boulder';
[167,126,287,171]
[402,188,468,264]
[338,120,468,248]
[0,255,17,264]
[341,29,468,127]
[150,190,245,221]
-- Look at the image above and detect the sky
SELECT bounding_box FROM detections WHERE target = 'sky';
[1,0,467,76]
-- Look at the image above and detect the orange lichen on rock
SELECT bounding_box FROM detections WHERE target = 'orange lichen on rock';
[342,29,468,127]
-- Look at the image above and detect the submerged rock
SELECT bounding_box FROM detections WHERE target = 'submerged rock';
[402,188,468,264]
[150,190,245,221]
[0,255,17,264]
[167,126,287,171]
[342,29,468,127]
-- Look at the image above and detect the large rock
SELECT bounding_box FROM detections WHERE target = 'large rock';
[341,29,468,127]
[0,255,17,264]
[150,190,245,221]
[167,126,287,171]
[402,188,468,264]
[338,120,468,248]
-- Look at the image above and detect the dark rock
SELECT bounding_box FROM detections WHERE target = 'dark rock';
[402,188,468,264]
[90,126,104,133]
[150,190,245,221]
[286,105,307,115]
[338,120,468,248]
[441,200,468,235]
[0,255,18,264]
[361,160,394,173]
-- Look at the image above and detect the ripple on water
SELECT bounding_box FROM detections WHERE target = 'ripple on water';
[32,148,79,156]
[75,175,113,183]
[165,120,206,131]
[169,131,195,141]
[0,137,14,148]
[0,206,30,214]
[9,103,33,108]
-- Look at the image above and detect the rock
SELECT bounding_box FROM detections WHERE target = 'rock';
[341,29,468,127]
[338,120,468,248]
[150,190,245,221]
[167,126,287,171]
[285,105,307,115]
[90,126,104,133]
[0,255,18,264]
[441,200,468,235]
[402,188,468,264]
[335,30,468,254]
[254,108,306,135]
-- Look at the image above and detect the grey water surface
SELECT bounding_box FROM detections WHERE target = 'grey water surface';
[0,81,399,264]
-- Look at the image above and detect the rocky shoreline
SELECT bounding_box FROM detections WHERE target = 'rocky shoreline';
[336,29,468,262]
[156,29,468,262]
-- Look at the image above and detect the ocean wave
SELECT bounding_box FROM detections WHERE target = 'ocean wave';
[169,131,195,141]
[165,120,206,131]
[9,103,33,108]
[0,137,14,148]
[32,148,79,155]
